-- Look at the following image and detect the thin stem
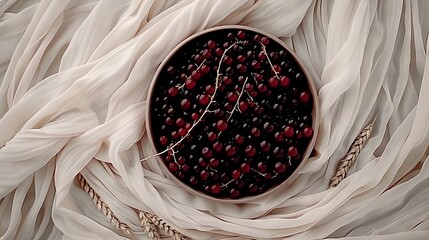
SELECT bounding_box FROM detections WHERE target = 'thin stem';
[260,43,279,79]
[227,77,249,121]
[141,43,239,162]
[176,59,207,90]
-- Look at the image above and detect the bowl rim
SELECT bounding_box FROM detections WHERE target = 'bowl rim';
[145,25,320,203]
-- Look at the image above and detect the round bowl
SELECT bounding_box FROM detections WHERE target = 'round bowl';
[146,25,319,203]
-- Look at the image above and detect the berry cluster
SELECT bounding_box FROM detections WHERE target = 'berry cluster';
[150,28,314,199]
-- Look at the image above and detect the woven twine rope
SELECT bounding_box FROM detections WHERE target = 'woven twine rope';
[77,121,375,239]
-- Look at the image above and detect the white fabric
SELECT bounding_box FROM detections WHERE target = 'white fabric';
[1,0,428,239]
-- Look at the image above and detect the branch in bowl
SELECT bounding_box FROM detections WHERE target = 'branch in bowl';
[260,43,280,79]
[227,77,249,121]
[141,41,240,163]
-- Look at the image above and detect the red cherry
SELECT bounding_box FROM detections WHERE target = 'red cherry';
[280,76,290,87]
[272,64,281,73]
[198,158,207,167]
[209,158,220,168]
[227,92,238,103]
[165,117,173,126]
[260,141,271,152]
[225,145,236,157]
[215,47,223,56]
[212,142,223,153]
[255,73,263,81]
[283,126,294,138]
[202,49,211,59]
[201,65,210,75]
[210,184,221,194]
[288,146,298,157]
[230,189,240,198]
[261,36,269,45]
[223,56,233,65]
[198,94,210,105]
[274,132,284,142]
[232,169,241,179]
[216,120,228,131]
[171,131,179,139]
[300,91,311,103]
[200,170,209,180]
[166,66,175,75]
[185,79,196,90]
[237,30,246,39]
[194,54,203,63]
[258,51,266,60]
[257,162,267,173]
[175,118,185,127]
[234,134,244,144]
[222,76,232,85]
[274,162,286,174]
[251,127,261,137]
[207,132,217,142]
[180,99,191,110]
[237,55,246,63]
[178,128,187,136]
[191,112,199,121]
[177,156,186,165]
[207,40,216,49]
[239,101,248,112]
[191,70,201,81]
[303,127,313,137]
[168,162,178,172]
[205,85,215,95]
[202,147,213,158]
[237,63,247,73]
[159,136,168,145]
[268,77,279,88]
[257,83,267,93]
[240,163,251,173]
[245,145,256,157]
[167,87,178,97]
[251,60,261,69]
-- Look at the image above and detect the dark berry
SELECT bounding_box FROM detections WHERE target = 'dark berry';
[216,120,228,131]
[288,146,298,157]
[303,127,313,138]
[167,87,178,97]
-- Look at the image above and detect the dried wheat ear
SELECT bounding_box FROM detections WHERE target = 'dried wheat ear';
[329,121,375,189]
[77,174,186,239]
[139,211,186,240]
[77,174,132,235]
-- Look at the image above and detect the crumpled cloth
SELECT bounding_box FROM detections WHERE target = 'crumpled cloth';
[1,0,429,239]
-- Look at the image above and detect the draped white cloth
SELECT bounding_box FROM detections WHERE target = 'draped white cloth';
[1,0,429,239]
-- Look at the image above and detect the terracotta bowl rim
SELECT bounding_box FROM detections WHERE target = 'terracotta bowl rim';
[145,25,320,203]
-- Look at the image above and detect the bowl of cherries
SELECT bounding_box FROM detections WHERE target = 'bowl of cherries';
[146,25,319,202]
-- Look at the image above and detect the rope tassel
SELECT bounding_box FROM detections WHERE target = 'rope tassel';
[329,120,375,188]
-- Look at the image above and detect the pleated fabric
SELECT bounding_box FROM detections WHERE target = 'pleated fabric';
[1,0,428,239]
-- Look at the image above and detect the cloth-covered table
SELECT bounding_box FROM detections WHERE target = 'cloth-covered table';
[1,0,429,239]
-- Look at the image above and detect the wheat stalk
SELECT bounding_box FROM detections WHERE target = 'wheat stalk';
[77,174,132,236]
[329,120,375,188]
[143,212,186,240]
[138,210,160,240]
